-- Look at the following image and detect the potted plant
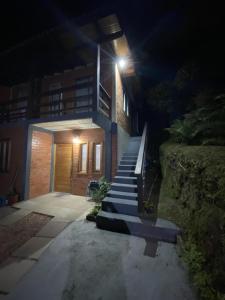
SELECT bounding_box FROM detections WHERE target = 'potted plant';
[7,187,19,206]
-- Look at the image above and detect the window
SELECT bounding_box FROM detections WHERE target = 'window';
[79,143,88,173]
[75,76,93,113]
[123,93,126,112]
[123,92,129,117]
[10,83,28,119]
[93,143,102,172]
[0,139,11,173]
[49,83,63,115]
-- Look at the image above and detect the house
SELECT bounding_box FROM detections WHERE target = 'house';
[0,13,142,201]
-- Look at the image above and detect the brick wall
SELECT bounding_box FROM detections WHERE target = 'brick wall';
[0,126,26,197]
[29,130,53,199]
[115,64,130,133]
[54,128,105,196]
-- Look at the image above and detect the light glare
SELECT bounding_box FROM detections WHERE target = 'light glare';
[118,58,127,69]
[73,136,80,144]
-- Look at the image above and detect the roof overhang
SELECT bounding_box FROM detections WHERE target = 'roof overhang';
[33,118,100,132]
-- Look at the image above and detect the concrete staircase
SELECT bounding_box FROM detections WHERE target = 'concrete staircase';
[96,137,180,243]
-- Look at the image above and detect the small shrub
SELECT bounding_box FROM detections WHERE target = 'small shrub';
[92,177,110,203]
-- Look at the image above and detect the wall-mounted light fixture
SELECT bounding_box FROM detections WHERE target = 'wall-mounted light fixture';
[117,57,128,70]
[73,135,81,144]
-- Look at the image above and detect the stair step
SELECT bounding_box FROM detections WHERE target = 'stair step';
[114,176,137,184]
[96,211,180,243]
[117,170,135,176]
[120,160,137,165]
[107,190,137,200]
[123,153,138,157]
[118,165,136,170]
[102,197,138,216]
[111,183,138,193]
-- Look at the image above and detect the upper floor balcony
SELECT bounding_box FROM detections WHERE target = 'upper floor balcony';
[0,73,112,123]
[0,12,135,125]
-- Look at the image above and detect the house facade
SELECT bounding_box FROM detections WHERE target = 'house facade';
[0,13,141,200]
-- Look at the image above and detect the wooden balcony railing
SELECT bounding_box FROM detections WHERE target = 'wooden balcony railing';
[99,83,111,118]
[0,79,111,123]
[0,96,28,122]
[134,123,148,212]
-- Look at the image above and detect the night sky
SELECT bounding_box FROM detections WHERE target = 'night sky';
[0,0,225,85]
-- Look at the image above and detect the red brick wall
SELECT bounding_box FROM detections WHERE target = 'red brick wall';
[29,130,52,199]
[54,128,105,195]
[0,126,26,197]
[115,65,130,133]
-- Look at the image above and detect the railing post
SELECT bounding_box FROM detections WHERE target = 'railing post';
[94,43,100,112]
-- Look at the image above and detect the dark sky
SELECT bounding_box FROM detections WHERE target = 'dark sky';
[1,0,225,84]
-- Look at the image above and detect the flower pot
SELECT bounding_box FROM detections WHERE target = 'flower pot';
[8,194,19,206]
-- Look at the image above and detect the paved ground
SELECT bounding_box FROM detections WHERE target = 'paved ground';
[13,192,93,221]
[4,219,196,300]
[0,193,94,296]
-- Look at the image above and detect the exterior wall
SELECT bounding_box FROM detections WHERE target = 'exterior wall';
[29,130,53,199]
[40,65,95,116]
[0,126,26,197]
[115,64,131,133]
[54,128,105,196]
[117,125,130,164]
[41,65,95,93]
[0,86,10,104]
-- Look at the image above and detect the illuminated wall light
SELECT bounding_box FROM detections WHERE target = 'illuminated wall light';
[73,135,81,144]
[117,57,128,70]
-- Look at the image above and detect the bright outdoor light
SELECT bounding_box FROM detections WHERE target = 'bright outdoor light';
[73,136,80,144]
[117,57,127,70]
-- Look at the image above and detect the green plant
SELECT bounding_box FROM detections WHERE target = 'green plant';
[90,204,101,217]
[92,177,110,203]
[167,95,225,145]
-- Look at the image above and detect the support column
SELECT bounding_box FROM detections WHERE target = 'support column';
[94,44,100,112]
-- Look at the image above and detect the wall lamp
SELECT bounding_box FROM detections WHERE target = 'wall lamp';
[117,57,128,70]
[73,135,81,144]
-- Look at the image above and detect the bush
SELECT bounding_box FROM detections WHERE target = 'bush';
[167,94,225,145]
[159,143,225,299]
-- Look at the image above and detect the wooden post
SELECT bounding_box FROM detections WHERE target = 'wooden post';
[95,44,100,112]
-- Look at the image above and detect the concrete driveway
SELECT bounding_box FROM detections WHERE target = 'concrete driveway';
[0,193,94,296]
[13,192,93,221]
[5,219,196,300]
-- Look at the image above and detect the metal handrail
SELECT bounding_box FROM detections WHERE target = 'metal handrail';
[134,122,148,212]
[135,123,147,175]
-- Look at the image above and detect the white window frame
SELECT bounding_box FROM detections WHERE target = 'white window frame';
[79,143,88,173]
[93,143,102,172]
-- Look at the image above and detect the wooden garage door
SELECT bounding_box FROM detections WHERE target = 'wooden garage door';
[54,144,72,193]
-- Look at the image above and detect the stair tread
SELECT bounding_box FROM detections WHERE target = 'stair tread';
[117,170,134,172]
[98,210,141,223]
[111,183,137,188]
[103,197,138,206]
[98,211,181,233]
[114,176,137,179]
[108,190,137,197]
